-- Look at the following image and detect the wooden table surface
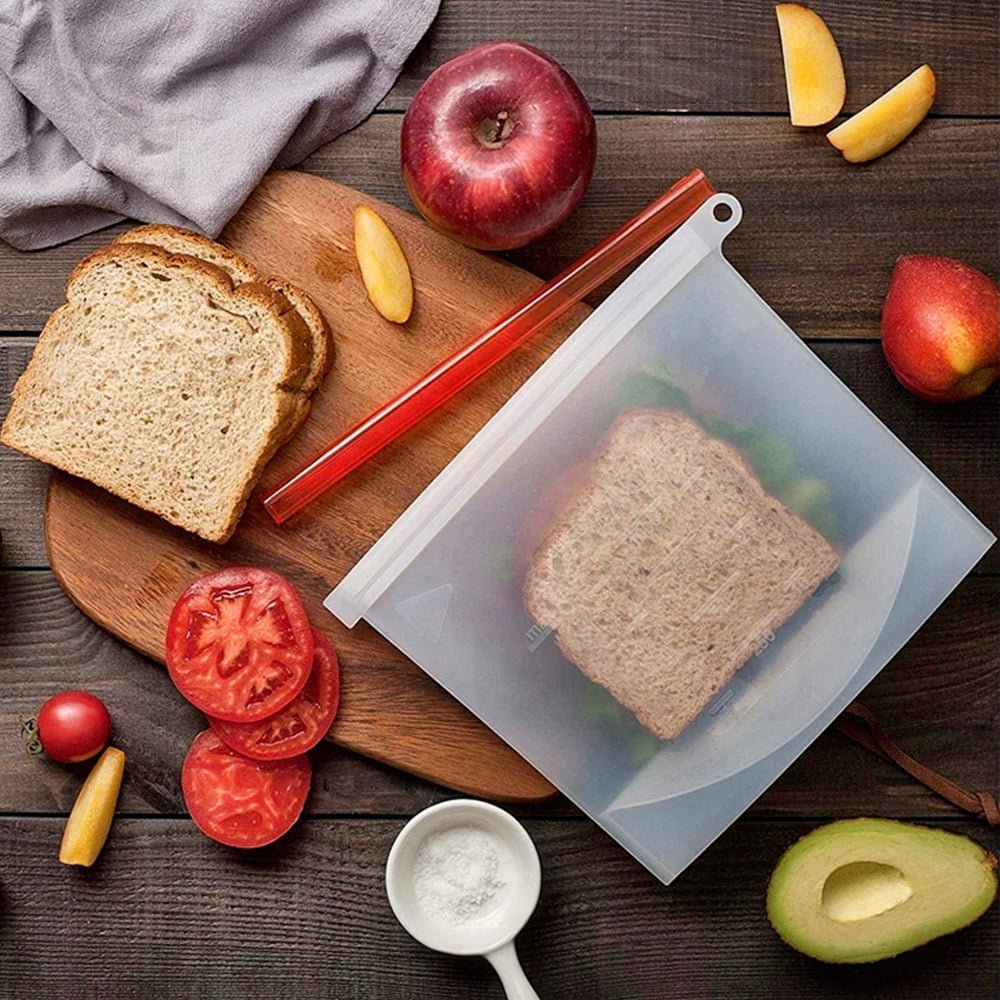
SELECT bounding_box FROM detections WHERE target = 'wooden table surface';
[1,2,997,997]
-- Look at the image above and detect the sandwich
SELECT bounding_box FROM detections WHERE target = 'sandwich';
[524,408,839,739]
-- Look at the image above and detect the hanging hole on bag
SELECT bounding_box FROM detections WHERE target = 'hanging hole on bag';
[713,202,733,223]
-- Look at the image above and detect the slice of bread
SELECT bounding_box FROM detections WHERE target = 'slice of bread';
[1,244,310,542]
[523,409,839,740]
[115,224,332,397]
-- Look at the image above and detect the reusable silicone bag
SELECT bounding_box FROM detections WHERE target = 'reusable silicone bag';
[327,195,993,885]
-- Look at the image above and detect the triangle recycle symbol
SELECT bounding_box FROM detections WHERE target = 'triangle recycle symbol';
[395,582,453,644]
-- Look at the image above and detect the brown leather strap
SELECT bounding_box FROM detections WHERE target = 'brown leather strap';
[836,701,1000,827]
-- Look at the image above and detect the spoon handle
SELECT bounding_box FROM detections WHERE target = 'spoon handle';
[485,942,540,1000]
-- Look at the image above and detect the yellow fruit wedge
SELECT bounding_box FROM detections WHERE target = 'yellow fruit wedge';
[827,65,936,163]
[354,205,413,324]
[775,4,846,126]
[59,746,126,867]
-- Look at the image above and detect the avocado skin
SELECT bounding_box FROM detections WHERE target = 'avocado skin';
[767,817,998,963]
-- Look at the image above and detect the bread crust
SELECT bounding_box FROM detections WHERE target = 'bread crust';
[116,224,258,282]
[110,237,322,443]
[267,277,333,393]
[115,224,333,397]
[66,242,313,395]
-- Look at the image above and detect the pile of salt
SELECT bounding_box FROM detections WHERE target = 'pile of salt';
[412,825,508,926]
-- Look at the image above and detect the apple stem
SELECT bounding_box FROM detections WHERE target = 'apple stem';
[480,111,515,147]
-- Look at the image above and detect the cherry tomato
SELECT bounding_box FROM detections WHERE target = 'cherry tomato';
[210,629,341,760]
[35,691,112,763]
[165,567,314,722]
[181,729,311,848]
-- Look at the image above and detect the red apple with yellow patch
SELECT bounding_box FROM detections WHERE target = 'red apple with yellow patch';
[882,255,999,403]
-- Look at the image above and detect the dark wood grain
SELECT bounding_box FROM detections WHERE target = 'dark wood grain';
[385,0,1000,116]
[7,337,997,571]
[1,339,51,567]
[0,117,995,336]
[2,571,994,818]
[311,117,1000,339]
[0,816,995,999]
[1,4,998,994]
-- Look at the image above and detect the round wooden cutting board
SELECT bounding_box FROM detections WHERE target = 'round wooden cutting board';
[45,170,592,803]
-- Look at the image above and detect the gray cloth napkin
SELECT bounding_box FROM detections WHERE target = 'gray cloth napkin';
[0,0,439,249]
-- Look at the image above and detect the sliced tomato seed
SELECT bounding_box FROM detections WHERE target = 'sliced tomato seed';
[166,567,314,723]
[209,629,340,761]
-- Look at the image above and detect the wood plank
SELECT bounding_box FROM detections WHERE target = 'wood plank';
[8,337,997,571]
[387,0,1000,115]
[0,816,995,998]
[0,570,443,816]
[313,117,1000,339]
[1,571,994,818]
[0,339,47,565]
[1,7,996,995]
[0,116,995,335]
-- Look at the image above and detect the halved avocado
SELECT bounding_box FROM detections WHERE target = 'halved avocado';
[767,818,997,963]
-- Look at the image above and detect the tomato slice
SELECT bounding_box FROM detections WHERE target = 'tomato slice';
[210,630,340,760]
[165,567,314,722]
[181,729,311,848]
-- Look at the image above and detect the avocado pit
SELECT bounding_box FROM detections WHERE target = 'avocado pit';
[821,861,913,923]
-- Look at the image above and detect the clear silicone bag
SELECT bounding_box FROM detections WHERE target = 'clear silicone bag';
[327,195,994,885]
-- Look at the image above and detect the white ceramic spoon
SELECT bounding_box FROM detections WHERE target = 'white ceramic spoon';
[386,799,542,999]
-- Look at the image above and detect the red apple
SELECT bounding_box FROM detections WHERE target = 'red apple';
[400,41,596,251]
[882,255,999,403]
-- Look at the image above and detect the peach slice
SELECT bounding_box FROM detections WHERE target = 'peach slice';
[59,746,126,867]
[827,65,936,163]
[354,205,413,324]
[775,4,846,126]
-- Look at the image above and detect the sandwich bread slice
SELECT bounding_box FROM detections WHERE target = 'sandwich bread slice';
[523,409,839,740]
[115,224,333,422]
[1,244,312,542]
